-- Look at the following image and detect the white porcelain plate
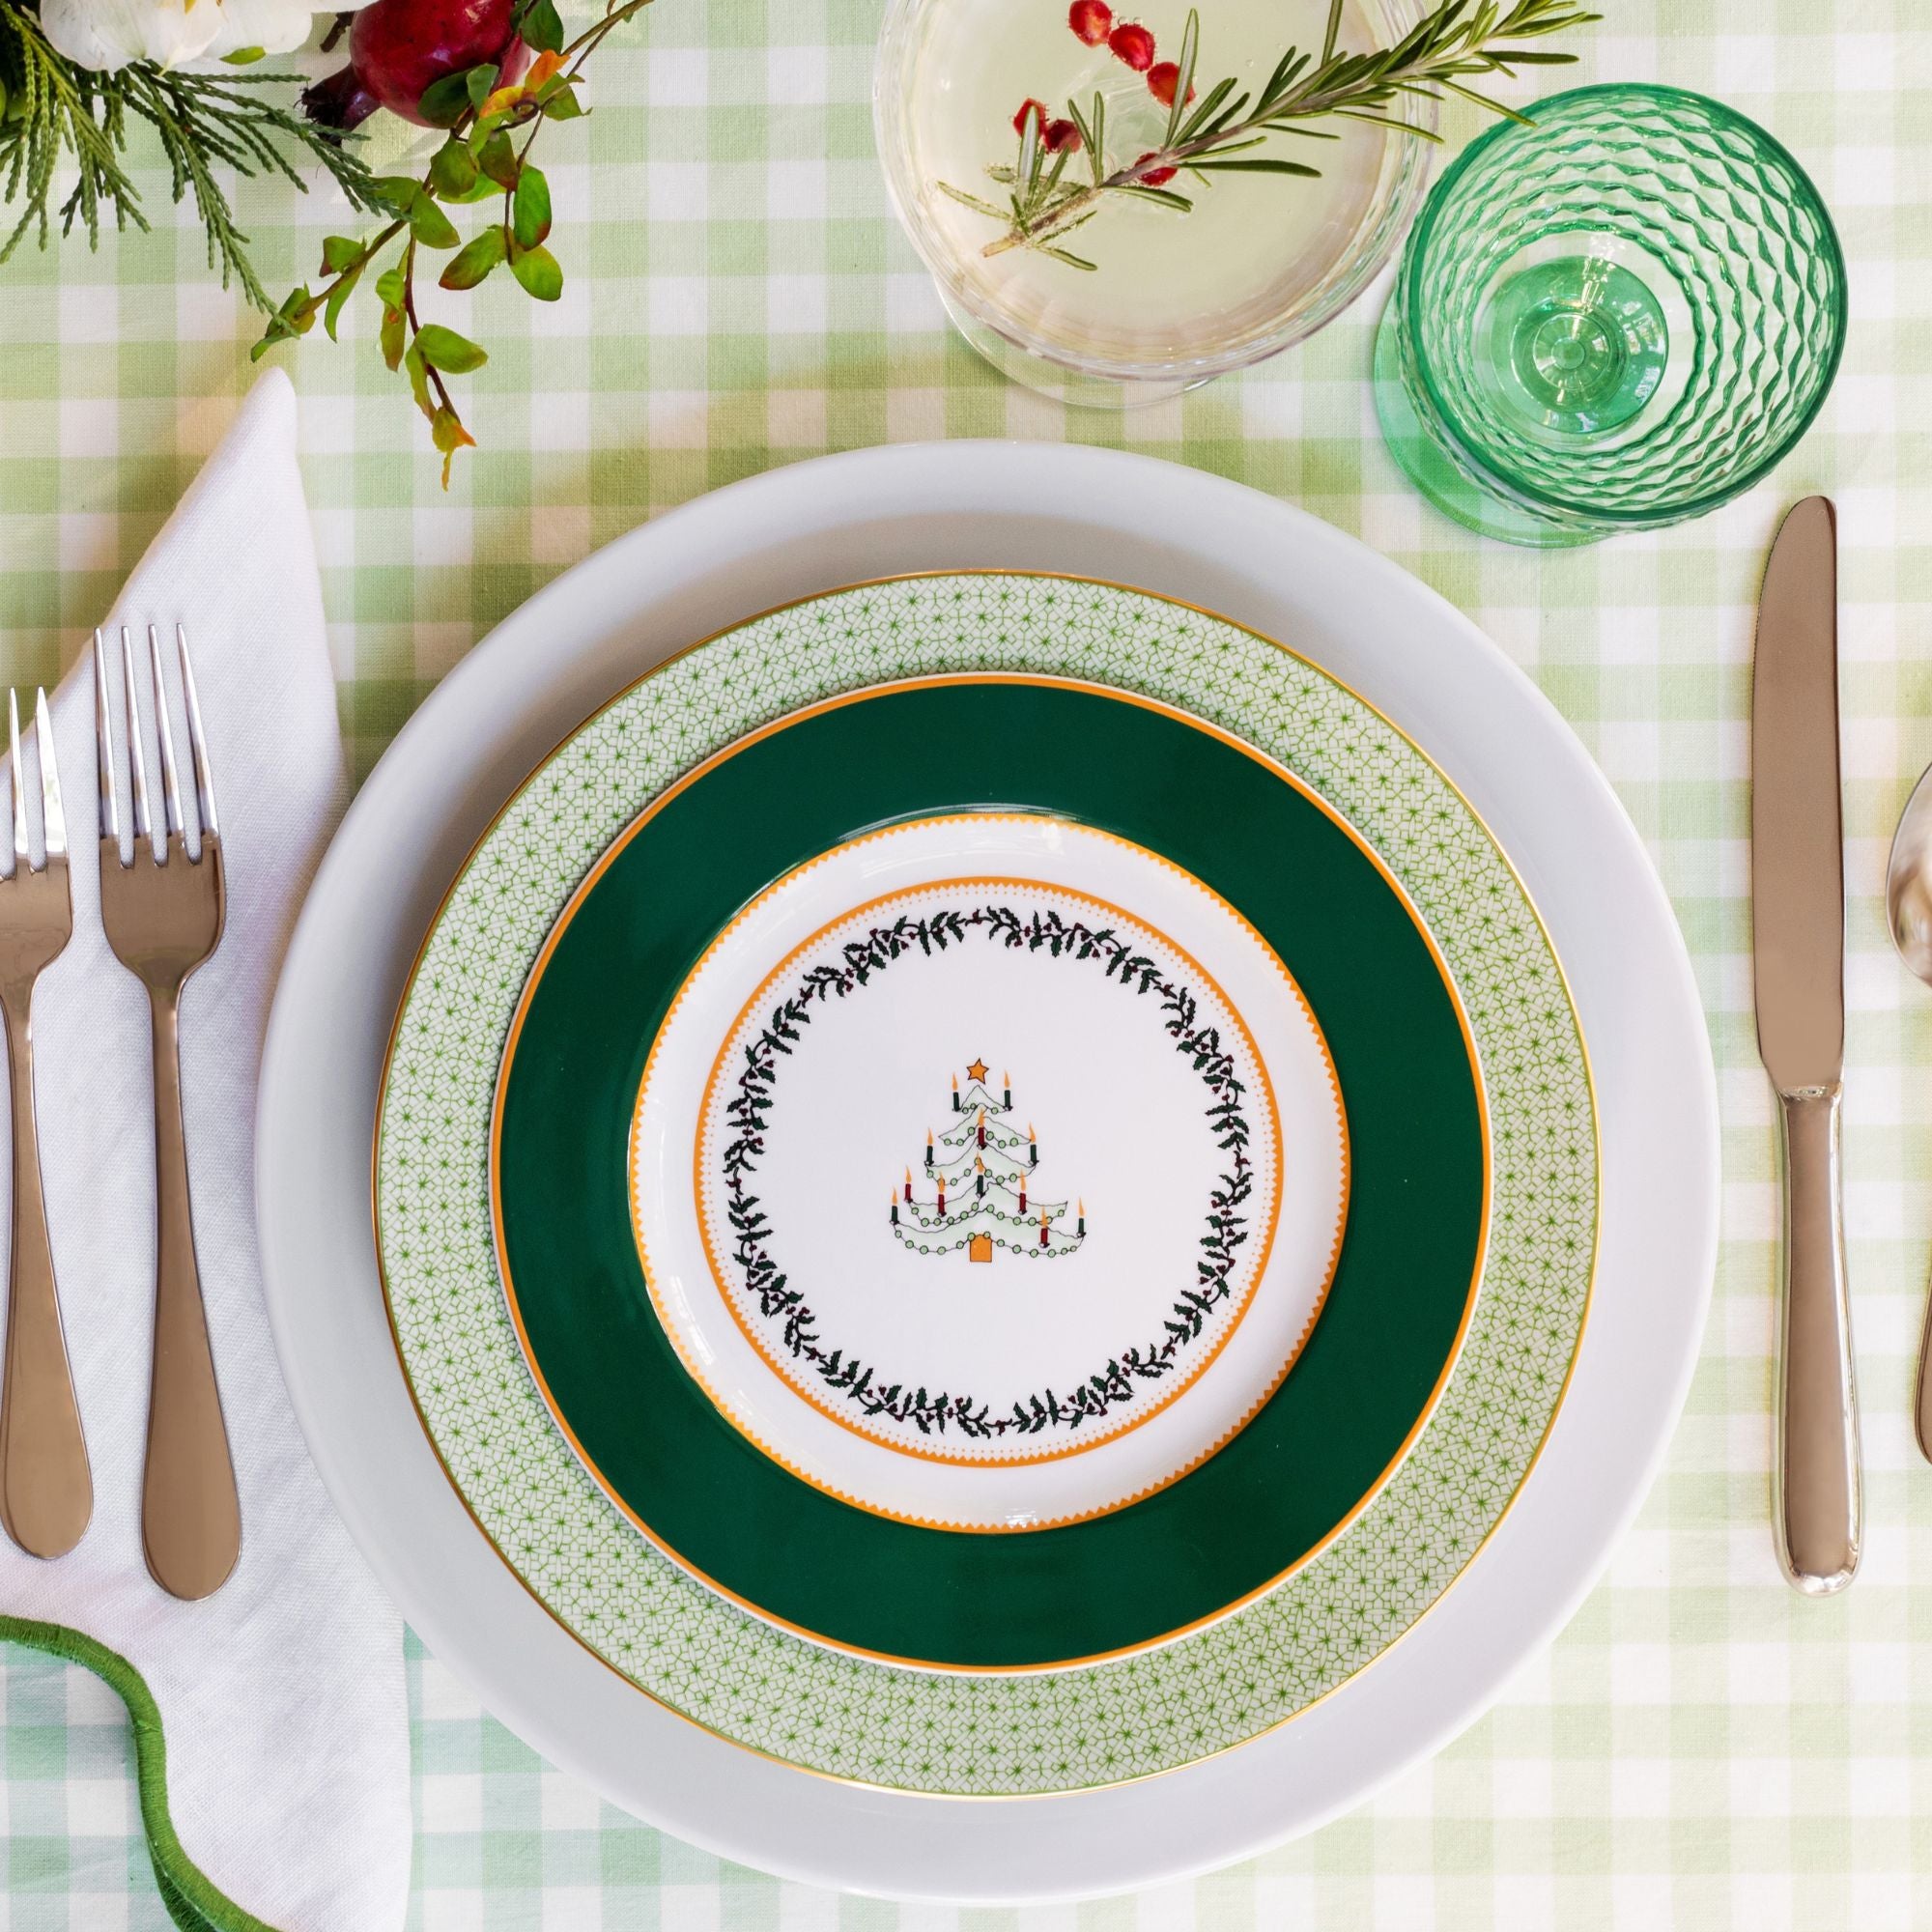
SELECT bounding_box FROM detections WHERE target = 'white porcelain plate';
[258,444,1718,1901]
[633,812,1346,1531]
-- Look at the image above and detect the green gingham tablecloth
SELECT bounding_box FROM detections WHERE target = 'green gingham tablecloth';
[2,0,1930,1923]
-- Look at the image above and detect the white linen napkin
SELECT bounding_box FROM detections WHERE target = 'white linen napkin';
[0,368,410,1932]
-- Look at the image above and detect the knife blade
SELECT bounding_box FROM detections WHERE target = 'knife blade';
[1750,494,1861,1595]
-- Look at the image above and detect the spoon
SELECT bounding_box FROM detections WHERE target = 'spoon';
[1882,760,1932,1461]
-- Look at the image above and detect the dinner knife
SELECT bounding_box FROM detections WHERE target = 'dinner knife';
[1751,494,1861,1595]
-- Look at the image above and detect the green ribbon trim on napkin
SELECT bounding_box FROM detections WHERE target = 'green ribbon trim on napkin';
[0,1618,282,1932]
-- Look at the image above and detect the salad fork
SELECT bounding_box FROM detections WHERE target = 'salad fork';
[0,688,91,1559]
[96,625,239,1601]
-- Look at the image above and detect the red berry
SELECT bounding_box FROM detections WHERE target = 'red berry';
[1108,21,1155,71]
[1043,118,1083,153]
[1068,0,1113,44]
[301,0,528,129]
[1012,97,1051,137]
[1147,61,1195,108]
[1134,151,1178,186]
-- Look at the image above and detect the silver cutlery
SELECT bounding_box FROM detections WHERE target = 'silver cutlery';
[95,625,239,1601]
[1882,763,1932,1462]
[1750,495,1861,1595]
[0,689,91,1559]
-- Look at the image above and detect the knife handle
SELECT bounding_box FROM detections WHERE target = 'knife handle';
[1775,1084,1861,1594]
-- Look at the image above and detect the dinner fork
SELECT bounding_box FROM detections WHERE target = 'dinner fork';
[0,689,91,1559]
[96,626,239,1601]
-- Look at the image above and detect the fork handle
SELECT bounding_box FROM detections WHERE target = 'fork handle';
[0,994,91,1559]
[140,984,239,1601]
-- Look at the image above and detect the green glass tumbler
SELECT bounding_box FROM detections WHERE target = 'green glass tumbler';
[1373,84,1847,547]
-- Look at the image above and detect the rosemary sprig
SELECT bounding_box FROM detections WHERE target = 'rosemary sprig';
[942,0,1598,268]
[0,3,381,304]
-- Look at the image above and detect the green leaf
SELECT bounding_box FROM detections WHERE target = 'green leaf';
[375,267,407,309]
[446,176,502,204]
[320,234,361,275]
[440,228,506,290]
[509,242,562,300]
[1188,156,1321,176]
[512,165,551,248]
[430,405,475,485]
[428,139,479,198]
[521,0,565,53]
[416,71,474,128]
[935,183,1008,221]
[1164,8,1199,147]
[466,63,500,108]
[478,132,520,188]
[414,324,489,374]
[408,198,461,249]
[379,306,405,372]
[542,83,584,120]
[220,45,265,65]
[250,291,307,362]
[369,176,423,214]
[324,263,363,341]
[403,342,435,417]
[1117,184,1193,210]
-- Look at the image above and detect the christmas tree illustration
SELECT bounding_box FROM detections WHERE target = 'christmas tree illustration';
[888,1060,1087,1264]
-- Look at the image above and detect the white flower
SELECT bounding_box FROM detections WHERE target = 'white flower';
[40,0,371,75]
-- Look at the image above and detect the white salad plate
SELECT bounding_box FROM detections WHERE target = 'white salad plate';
[258,441,1718,1902]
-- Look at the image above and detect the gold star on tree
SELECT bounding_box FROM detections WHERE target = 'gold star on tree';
[965,1059,989,1083]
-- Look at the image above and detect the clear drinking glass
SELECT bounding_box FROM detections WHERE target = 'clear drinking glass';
[873,0,1434,407]
[1373,83,1848,546]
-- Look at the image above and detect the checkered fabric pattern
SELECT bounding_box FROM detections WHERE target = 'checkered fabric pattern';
[1,0,1930,1923]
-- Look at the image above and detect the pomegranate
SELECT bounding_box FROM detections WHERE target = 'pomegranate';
[302,0,531,131]
[1067,1,1113,44]
[1147,61,1194,108]
[1107,21,1155,71]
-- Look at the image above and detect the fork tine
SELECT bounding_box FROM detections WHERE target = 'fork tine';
[93,629,120,852]
[118,626,153,855]
[175,627,217,841]
[9,692,25,873]
[36,692,65,863]
[147,625,185,842]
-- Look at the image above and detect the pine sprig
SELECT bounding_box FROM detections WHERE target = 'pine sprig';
[0,4,380,300]
[115,67,385,308]
[943,0,1598,267]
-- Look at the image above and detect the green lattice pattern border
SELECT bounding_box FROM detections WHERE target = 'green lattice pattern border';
[374,574,1595,1795]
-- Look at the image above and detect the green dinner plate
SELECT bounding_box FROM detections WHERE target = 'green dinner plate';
[494,676,1484,1670]
[375,574,1595,1794]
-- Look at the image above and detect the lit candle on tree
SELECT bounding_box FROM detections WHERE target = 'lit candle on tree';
[1028,1122,1037,1169]
[1038,1205,1050,1248]
[890,1189,899,1228]
[952,1072,959,1112]
[924,1129,934,1169]
[903,1166,913,1204]
[975,1154,986,1198]
[1076,1198,1086,1238]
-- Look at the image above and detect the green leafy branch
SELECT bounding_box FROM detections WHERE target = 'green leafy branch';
[0,2,382,304]
[254,0,653,483]
[942,0,1598,270]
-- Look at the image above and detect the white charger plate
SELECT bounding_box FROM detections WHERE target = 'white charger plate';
[257,443,1718,1902]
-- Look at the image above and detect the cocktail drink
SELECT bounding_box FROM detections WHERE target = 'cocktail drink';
[877,0,1437,400]
[877,0,1597,404]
